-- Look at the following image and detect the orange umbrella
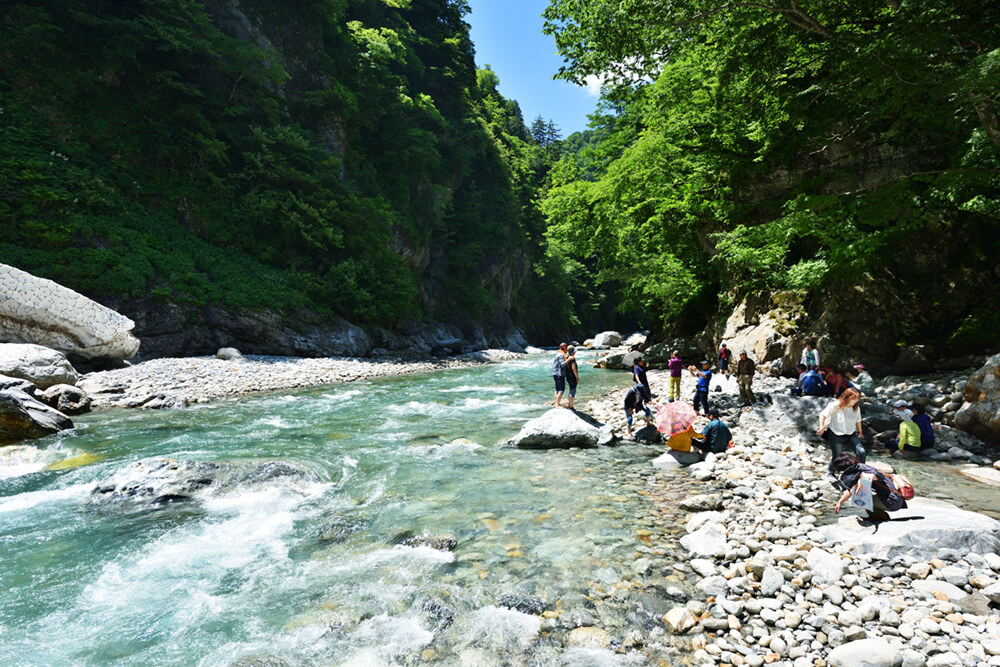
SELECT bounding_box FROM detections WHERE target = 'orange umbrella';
[655,401,697,437]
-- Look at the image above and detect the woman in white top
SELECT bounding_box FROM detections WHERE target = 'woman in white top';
[817,387,865,473]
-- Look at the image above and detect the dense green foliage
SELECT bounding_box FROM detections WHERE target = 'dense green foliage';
[0,0,569,331]
[542,0,1000,345]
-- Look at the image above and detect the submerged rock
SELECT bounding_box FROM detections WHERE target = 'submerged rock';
[88,457,312,508]
[496,593,545,615]
[506,408,610,449]
[0,387,73,443]
[400,534,458,552]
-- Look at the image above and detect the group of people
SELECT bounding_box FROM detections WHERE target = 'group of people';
[548,339,913,524]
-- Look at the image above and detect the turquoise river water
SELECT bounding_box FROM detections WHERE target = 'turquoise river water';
[2,353,997,666]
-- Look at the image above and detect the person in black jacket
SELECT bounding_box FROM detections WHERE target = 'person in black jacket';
[831,453,906,523]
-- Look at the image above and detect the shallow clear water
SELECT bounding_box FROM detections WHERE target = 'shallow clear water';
[0,353,688,667]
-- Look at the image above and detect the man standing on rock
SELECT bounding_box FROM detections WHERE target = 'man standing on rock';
[552,343,568,407]
[735,350,756,408]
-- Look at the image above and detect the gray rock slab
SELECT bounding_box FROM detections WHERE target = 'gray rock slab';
[827,638,902,667]
[818,497,1000,559]
[0,387,73,442]
[652,450,702,468]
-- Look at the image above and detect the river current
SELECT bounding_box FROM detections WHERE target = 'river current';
[0,353,697,666]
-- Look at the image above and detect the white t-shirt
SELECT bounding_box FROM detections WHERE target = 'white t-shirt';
[821,401,860,436]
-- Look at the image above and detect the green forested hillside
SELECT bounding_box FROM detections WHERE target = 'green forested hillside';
[0,0,576,338]
[542,0,1000,353]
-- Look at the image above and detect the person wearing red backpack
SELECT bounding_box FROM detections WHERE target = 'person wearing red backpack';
[831,453,907,523]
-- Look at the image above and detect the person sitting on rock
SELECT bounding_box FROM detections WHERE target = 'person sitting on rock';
[666,424,699,452]
[848,363,876,396]
[792,364,827,396]
[825,366,848,398]
[832,452,907,523]
[624,385,652,437]
[689,360,712,415]
[892,403,932,458]
[911,402,934,450]
[695,410,733,455]
[818,387,866,473]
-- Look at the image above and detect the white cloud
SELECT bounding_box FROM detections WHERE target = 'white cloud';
[582,74,604,97]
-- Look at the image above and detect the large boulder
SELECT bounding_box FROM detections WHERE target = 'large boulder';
[719,298,793,369]
[0,343,79,388]
[89,458,314,509]
[738,394,829,439]
[506,409,611,449]
[592,331,622,347]
[827,639,902,667]
[954,353,1000,443]
[0,264,140,360]
[0,387,74,443]
[819,497,1000,559]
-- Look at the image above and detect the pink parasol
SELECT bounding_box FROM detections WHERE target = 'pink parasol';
[654,401,697,437]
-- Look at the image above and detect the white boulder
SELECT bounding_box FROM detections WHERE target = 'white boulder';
[0,263,140,360]
[506,409,610,449]
[0,343,78,388]
[954,352,1000,443]
[592,331,622,347]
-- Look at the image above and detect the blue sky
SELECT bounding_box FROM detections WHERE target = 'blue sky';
[465,0,598,137]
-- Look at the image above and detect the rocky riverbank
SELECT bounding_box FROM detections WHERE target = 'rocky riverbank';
[572,365,1000,666]
[77,349,526,409]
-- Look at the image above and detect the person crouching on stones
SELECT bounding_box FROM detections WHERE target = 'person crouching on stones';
[552,343,568,407]
[832,452,907,523]
[818,387,866,473]
[624,385,652,438]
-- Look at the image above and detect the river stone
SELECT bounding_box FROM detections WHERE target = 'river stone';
[216,347,244,361]
[506,408,605,449]
[0,264,140,360]
[760,567,784,596]
[954,352,1000,443]
[687,511,725,532]
[680,521,727,557]
[228,655,291,667]
[695,575,727,598]
[592,331,622,347]
[89,457,312,508]
[957,466,1000,487]
[39,383,91,415]
[827,638,902,667]
[664,606,698,633]
[679,494,723,512]
[818,497,1000,559]
[807,548,848,584]
[761,452,790,468]
[0,387,74,442]
[926,654,962,667]
[0,343,79,389]
[912,579,966,602]
[652,450,702,468]
[566,626,612,649]
[983,581,1000,603]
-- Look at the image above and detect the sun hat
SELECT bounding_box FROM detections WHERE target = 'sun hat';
[853,363,867,370]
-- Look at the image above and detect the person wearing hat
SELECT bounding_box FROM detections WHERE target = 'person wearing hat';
[689,359,713,415]
[849,363,876,396]
[893,403,923,457]
[735,350,756,407]
[565,345,580,409]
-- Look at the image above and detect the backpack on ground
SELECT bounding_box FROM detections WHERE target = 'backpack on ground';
[889,473,915,500]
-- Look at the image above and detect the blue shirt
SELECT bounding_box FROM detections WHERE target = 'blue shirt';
[799,370,826,396]
[696,369,712,391]
[701,418,732,453]
[913,413,934,447]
